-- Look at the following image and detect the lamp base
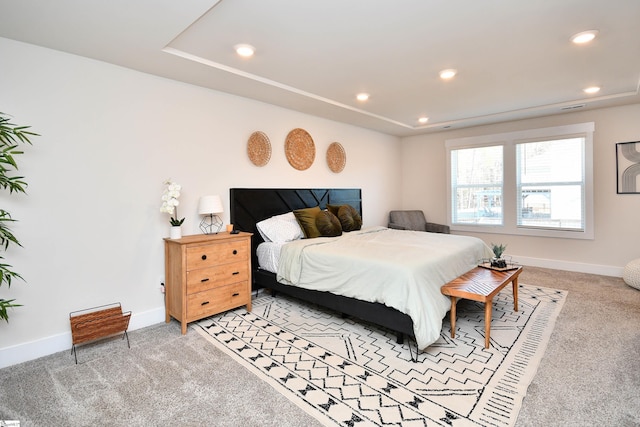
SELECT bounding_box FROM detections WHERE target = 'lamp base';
[200,214,223,234]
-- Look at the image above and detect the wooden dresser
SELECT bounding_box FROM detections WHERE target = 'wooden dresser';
[164,232,252,334]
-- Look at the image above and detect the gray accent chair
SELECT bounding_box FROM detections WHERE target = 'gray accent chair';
[388,210,450,234]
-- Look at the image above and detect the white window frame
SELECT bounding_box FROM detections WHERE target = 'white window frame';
[446,122,594,240]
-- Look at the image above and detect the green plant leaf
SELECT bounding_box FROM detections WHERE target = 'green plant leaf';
[170,217,185,226]
[0,258,24,287]
[0,112,37,321]
[0,213,21,250]
[490,242,507,258]
[0,298,22,322]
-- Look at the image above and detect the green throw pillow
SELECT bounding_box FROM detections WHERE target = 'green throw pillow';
[315,210,342,237]
[293,206,322,238]
[327,204,362,232]
[326,204,342,216]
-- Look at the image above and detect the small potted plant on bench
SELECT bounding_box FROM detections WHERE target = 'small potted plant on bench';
[490,243,507,269]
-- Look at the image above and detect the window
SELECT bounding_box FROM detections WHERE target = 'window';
[446,123,594,239]
[517,138,585,231]
[451,145,504,225]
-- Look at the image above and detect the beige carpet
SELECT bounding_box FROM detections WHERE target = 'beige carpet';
[0,266,639,426]
[515,267,640,426]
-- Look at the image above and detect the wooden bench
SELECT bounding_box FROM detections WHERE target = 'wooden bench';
[441,266,522,348]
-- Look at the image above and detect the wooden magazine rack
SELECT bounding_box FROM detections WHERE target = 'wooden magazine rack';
[69,302,131,364]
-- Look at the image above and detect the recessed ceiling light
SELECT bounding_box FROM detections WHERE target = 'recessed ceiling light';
[234,44,255,57]
[439,69,457,80]
[571,30,598,44]
[356,93,370,102]
[418,117,429,124]
[584,86,600,94]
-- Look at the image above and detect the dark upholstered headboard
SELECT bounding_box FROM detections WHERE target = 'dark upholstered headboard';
[229,188,362,270]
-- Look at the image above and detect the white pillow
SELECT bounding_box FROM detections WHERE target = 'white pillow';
[256,212,304,243]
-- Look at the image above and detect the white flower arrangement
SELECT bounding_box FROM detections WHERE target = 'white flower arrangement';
[160,179,184,226]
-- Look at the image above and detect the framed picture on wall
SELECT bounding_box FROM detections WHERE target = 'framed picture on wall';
[616,141,640,194]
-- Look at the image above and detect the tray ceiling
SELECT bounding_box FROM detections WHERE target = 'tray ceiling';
[1,0,639,136]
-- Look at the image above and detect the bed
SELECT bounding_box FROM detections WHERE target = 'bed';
[229,188,492,356]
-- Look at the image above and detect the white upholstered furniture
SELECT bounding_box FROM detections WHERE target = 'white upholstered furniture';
[623,258,640,290]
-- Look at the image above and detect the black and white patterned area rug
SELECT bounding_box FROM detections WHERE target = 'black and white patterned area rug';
[195,284,566,427]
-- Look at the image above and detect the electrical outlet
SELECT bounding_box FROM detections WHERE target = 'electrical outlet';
[160,282,165,293]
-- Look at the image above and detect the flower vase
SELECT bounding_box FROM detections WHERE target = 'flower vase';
[170,226,182,239]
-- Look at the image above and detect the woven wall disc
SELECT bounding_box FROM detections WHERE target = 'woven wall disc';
[327,142,346,173]
[247,131,271,167]
[285,128,315,170]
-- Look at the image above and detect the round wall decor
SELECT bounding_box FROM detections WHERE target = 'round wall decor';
[326,142,346,173]
[285,128,315,170]
[247,131,271,167]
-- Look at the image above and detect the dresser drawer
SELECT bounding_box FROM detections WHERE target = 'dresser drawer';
[186,261,249,294]
[186,241,248,270]
[165,232,252,334]
[186,281,249,320]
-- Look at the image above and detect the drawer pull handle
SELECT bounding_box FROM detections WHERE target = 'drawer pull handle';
[232,272,239,275]
[232,293,240,297]
[200,278,209,282]
[232,250,238,255]
[201,301,210,306]
[201,255,207,260]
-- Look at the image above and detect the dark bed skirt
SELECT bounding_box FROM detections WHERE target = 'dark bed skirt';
[254,268,415,344]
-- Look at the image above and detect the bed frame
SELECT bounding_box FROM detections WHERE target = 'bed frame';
[229,188,415,345]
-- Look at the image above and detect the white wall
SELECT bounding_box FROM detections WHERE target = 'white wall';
[0,37,401,367]
[400,104,640,276]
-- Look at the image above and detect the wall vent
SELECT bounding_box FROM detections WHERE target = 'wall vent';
[561,104,586,111]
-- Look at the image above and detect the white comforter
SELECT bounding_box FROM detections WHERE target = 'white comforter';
[277,226,493,349]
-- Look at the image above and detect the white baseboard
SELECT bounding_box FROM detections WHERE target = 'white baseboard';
[514,255,624,278]
[0,258,623,369]
[0,306,165,369]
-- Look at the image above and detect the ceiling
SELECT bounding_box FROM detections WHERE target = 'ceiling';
[1,0,639,137]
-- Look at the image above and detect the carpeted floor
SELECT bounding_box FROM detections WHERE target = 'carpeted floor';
[515,268,640,427]
[195,283,566,426]
[0,317,320,427]
[0,266,639,426]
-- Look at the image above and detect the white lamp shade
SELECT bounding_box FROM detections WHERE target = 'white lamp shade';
[198,195,223,214]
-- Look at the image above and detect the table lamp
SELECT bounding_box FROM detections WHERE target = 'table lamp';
[198,195,223,234]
